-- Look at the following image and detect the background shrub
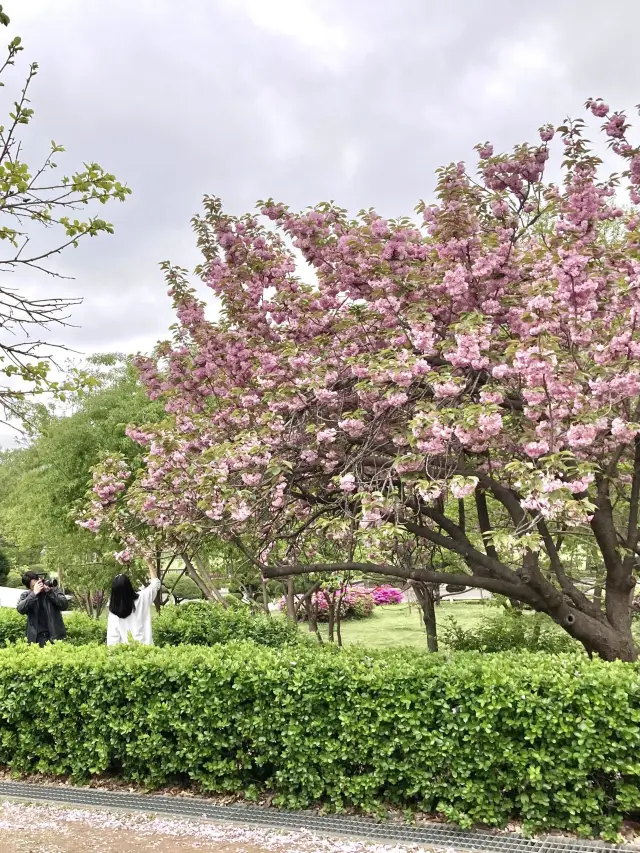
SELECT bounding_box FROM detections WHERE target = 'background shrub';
[0,643,636,838]
[0,608,107,646]
[441,609,577,654]
[153,602,302,648]
[0,608,24,645]
[372,585,404,606]
[0,602,299,649]
[64,612,107,645]
[292,587,375,621]
[166,576,204,602]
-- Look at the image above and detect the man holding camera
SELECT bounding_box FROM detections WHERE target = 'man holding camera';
[16,572,68,646]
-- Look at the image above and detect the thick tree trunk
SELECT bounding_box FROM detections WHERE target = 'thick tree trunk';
[182,553,216,602]
[423,587,438,653]
[308,598,318,633]
[154,553,163,613]
[552,605,637,662]
[413,582,438,652]
[263,553,638,662]
[286,576,296,621]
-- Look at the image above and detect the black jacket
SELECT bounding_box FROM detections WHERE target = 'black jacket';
[16,588,68,642]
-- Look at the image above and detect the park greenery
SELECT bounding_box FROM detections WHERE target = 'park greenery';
[0,601,300,648]
[0,1,639,835]
[0,641,637,838]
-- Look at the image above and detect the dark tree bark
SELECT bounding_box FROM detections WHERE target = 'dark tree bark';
[335,587,346,648]
[324,590,336,643]
[256,463,639,661]
[308,597,318,634]
[412,582,438,652]
[286,576,296,621]
[261,580,271,616]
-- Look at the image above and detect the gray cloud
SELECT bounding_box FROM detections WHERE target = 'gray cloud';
[1,0,639,445]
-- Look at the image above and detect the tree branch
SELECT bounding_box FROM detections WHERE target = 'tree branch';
[262,560,541,604]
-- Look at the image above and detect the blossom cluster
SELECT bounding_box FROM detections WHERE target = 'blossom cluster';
[79,98,640,578]
[372,585,404,606]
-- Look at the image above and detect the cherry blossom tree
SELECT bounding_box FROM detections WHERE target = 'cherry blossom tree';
[83,99,640,661]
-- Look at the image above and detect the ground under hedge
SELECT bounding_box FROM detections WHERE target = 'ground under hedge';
[0,643,638,836]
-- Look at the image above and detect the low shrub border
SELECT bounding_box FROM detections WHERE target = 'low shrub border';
[0,602,301,649]
[0,643,637,838]
[0,609,106,646]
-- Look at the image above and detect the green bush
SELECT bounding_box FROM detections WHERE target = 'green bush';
[0,608,106,646]
[0,602,299,650]
[167,576,204,602]
[441,609,577,654]
[64,612,107,645]
[153,602,301,648]
[0,608,23,645]
[0,644,637,837]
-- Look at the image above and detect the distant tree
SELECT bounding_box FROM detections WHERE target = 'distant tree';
[0,355,162,613]
[168,575,204,603]
[0,547,9,584]
[0,6,130,423]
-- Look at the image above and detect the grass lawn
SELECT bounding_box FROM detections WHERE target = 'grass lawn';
[310,601,489,649]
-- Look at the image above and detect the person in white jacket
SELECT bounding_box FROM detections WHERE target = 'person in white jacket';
[107,570,162,646]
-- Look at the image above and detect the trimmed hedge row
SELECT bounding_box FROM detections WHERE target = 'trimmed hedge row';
[153,602,302,647]
[0,609,105,646]
[0,602,301,649]
[0,643,637,837]
[441,610,576,654]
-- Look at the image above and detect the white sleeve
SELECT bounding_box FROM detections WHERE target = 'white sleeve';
[106,611,120,646]
[139,578,161,604]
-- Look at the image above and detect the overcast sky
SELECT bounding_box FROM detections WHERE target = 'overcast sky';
[1,0,638,446]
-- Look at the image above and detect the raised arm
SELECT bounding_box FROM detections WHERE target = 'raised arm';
[140,557,161,605]
[141,577,162,602]
[47,588,69,611]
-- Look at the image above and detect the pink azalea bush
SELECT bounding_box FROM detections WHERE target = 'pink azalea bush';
[372,585,404,606]
[282,586,375,621]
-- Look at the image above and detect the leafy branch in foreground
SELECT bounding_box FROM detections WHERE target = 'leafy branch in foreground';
[0,5,131,422]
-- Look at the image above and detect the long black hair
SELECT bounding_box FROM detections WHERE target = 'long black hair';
[109,574,139,619]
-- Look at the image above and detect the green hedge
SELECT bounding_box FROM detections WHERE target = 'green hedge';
[441,610,576,654]
[0,602,300,649]
[152,602,301,648]
[0,643,637,837]
[0,609,106,646]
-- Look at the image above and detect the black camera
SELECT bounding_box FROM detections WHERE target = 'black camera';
[40,576,58,589]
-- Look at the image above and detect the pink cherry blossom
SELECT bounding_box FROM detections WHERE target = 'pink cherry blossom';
[339,473,356,492]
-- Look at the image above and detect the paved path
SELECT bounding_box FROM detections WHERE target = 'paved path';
[0,781,623,853]
[0,800,431,853]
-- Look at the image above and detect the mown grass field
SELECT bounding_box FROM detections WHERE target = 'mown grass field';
[310,601,489,649]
